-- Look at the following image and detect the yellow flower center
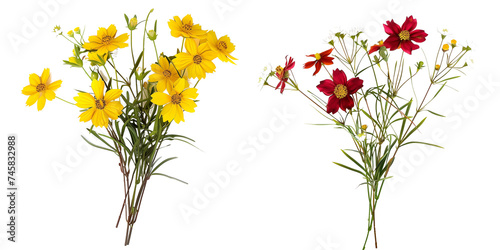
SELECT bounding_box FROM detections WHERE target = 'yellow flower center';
[334,84,348,99]
[36,83,46,92]
[193,55,202,64]
[314,53,321,60]
[217,40,228,50]
[102,35,112,45]
[378,40,384,46]
[171,94,182,104]
[95,99,106,110]
[398,30,410,41]
[182,23,192,31]
[163,70,172,78]
[275,66,283,75]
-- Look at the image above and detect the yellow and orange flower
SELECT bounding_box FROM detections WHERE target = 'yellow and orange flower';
[206,31,237,64]
[173,38,217,79]
[148,56,180,92]
[22,68,62,111]
[74,79,123,128]
[151,78,198,124]
[83,24,129,55]
[168,14,207,39]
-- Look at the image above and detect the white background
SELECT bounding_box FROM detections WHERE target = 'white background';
[1,0,499,249]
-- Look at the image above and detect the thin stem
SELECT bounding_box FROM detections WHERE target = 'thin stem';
[110,56,119,89]
[55,96,76,105]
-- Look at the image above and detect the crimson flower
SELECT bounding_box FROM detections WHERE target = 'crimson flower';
[275,56,295,94]
[304,48,334,76]
[383,15,428,55]
[368,40,385,54]
[317,69,363,114]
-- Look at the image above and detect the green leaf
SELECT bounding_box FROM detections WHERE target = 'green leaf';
[333,162,365,176]
[401,141,443,149]
[151,173,188,184]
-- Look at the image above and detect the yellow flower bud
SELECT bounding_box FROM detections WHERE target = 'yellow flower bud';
[451,39,457,48]
[74,27,80,34]
[361,124,368,130]
[435,64,441,71]
[442,44,449,52]
[67,30,74,37]
[130,17,138,29]
[147,30,157,40]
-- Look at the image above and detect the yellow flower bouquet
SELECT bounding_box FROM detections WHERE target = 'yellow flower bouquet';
[22,9,236,245]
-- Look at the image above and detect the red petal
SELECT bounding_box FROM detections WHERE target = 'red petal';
[320,48,334,57]
[384,35,401,51]
[339,95,354,111]
[306,54,315,58]
[402,16,417,31]
[401,40,420,55]
[313,62,321,76]
[368,44,381,54]
[317,79,335,96]
[346,77,363,94]
[384,20,401,35]
[331,69,347,85]
[304,61,315,69]
[321,57,334,65]
[410,29,428,43]
[326,95,340,114]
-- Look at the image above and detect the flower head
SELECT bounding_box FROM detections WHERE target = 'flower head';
[275,56,295,94]
[435,64,441,70]
[451,39,457,47]
[304,48,334,76]
[369,40,385,54]
[442,44,450,52]
[73,79,123,128]
[151,78,198,124]
[317,69,363,114]
[83,24,129,55]
[173,38,217,79]
[22,68,62,111]
[168,14,207,39]
[206,31,237,64]
[149,56,180,92]
[383,16,428,55]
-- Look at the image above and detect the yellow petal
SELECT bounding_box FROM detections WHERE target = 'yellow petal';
[159,57,169,69]
[151,64,164,74]
[22,85,37,95]
[37,93,46,111]
[26,93,40,106]
[74,92,96,108]
[173,104,184,124]
[151,92,171,106]
[29,73,40,86]
[47,80,62,91]
[104,106,119,120]
[79,107,96,122]
[180,98,197,113]
[181,14,193,25]
[105,101,123,115]
[107,24,117,38]
[97,27,107,39]
[200,60,216,74]
[185,39,198,55]
[174,78,187,93]
[45,89,56,101]
[172,53,193,71]
[148,73,164,83]
[91,79,104,99]
[181,88,199,100]
[161,103,176,122]
[41,68,50,84]
[104,89,122,102]
[157,79,167,92]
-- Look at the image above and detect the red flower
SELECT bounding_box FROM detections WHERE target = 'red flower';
[383,16,428,55]
[304,48,334,76]
[368,40,385,54]
[317,69,363,114]
[275,56,295,94]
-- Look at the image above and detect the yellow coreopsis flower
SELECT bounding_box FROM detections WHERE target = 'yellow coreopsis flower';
[207,31,237,64]
[74,79,123,128]
[173,39,217,79]
[148,56,180,92]
[168,14,207,39]
[83,24,129,55]
[22,68,62,111]
[151,78,198,124]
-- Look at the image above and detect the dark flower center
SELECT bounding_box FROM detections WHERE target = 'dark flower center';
[163,70,172,78]
[334,84,348,99]
[102,35,112,45]
[95,99,106,110]
[171,94,182,104]
[182,24,192,31]
[36,83,46,92]
[193,55,202,64]
[217,41,228,50]
[398,30,410,41]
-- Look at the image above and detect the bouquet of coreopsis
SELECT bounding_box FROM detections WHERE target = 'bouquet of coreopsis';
[261,16,470,249]
[21,9,236,245]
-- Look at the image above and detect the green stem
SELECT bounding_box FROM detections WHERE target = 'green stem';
[55,96,76,105]
[110,56,119,89]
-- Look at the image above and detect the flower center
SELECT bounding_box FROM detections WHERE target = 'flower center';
[398,30,410,41]
[36,83,46,92]
[314,53,321,60]
[101,35,112,45]
[378,40,384,46]
[95,99,106,110]
[217,40,228,50]
[275,66,283,75]
[334,84,348,99]
[182,23,192,31]
[193,55,202,64]
[171,94,182,104]
[162,70,172,78]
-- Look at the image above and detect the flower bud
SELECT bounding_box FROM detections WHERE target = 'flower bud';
[74,27,80,34]
[67,30,74,37]
[91,71,99,80]
[361,124,368,130]
[147,30,157,41]
[435,64,441,71]
[442,44,449,52]
[129,17,138,30]
[451,39,457,48]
